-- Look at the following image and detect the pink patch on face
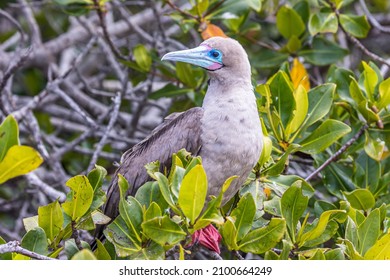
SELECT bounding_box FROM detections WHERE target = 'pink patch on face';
[207,62,224,71]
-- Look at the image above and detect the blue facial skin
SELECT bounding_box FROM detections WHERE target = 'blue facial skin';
[162,45,224,71]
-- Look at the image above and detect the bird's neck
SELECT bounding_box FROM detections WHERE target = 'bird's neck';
[202,78,255,109]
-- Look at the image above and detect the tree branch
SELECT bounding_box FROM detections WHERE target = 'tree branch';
[305,123,368,182]
[0,241,55,260]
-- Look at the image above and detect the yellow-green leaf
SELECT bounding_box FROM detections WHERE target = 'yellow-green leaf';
[344,189,375,211]
[0,145,43,184]
[141,216,186,246]
[364,232,390,260]
[38,200,63,242]
[286,84,308,137]
[0,115,19,162]
[133,44,152,72]
[178,164,207,223]
[71,249,97,260]
[377,77,390,110]
[62,175,94,220]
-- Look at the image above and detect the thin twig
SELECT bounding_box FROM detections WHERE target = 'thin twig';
[166,0,198,20]
[305,123,368,181]
[0,241,55,260]
[359,0,390,34]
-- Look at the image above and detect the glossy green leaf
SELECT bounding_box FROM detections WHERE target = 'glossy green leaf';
[276,6,305,39]
[104,215,141,257]
[268,175,315,198]
[349,78,366,104]
[300,83,335,130]
[325,248,345,260]
[361,61,378,101]
[141,216,186,246]
[231,192,256,241]
[344,189,375,211]
[265,144,300,176]
[238,218,286,254]
[144,202,162,221]
[154,172,180,213]
[286,35,302,53]
[252,50,289,69]
[340,14,370,38]
[377,77,390,110]
[87,165,107,191]
[128,242,165,260]
[221,217,238,251]
[20,227,48,257]
[358,208,380,255]
[301,220,339,248]
[178,164,207,223]
[119,196,143,243]
[0,115,19,162]
[281,185,308,242]
[299,37,348,65]
[268,70,295,134]
[38,200,63,242]
[176,62,196,88]
[345,216,359,247]
[327,65,355,102]
[299,119,351,154]
[93,239,111,260]
[308,12,338,35]
[62,175,94,221]
[71,249,97,260]
[322,162,357,197]
[364,133,385,161]
[298,210,346,247]
[135,181,169,210]
[364,232,390,260]
[343,238,364,260]
[0,145,43,184]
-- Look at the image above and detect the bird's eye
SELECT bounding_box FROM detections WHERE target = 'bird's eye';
[210,50,220,58]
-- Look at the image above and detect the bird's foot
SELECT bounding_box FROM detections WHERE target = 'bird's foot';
[188,224,222,254]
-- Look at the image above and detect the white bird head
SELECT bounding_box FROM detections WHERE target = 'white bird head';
[162,37,251,82]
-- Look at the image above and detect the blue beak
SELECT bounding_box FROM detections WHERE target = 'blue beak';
[162,45,224,71]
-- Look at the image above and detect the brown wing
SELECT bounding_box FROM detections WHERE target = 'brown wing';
[103,107,203,220]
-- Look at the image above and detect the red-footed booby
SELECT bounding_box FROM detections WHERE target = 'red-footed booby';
[96,37,263,250]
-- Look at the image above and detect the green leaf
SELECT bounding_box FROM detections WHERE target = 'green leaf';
[345,217,359,248]
[276,6,305,39]
[135,181,168,210]
[221,217,238,250]
[71,249,97,260]
[364,133,385,161]
[344,189,375,211]
[299,37,348,66]
[133,44,152,72]
[104,215,141,257]
[252,50,289,69]
[0,115,19,162]
[286,35,302,53]
[87,165,107,191]
[268,71,296,134]
[20,227,48,257]
[93,239,111,260]
[141,216,186,246]
[322,162,357,197]
[301,220,339,248]
[358,208,380,255]
[308,12,338,35]
[265,144,300,176]
[361,61,378,101]
[231,192,256,241]
[62,175,94,221]
[144,202,162,221]
[364,232,390,260]
[0,145,43,184]
[339,14,370,38]
[342,238,364,260]
[119,196,143,243]
[326,65,355,102]
[298,210,346,247]
[301,83,335,130]
[154,172,180,213]
[38,200,63,242]
[281,185,308,243]
[178,164,207,223]
[377,77,390,110]
[325,248,345,260]
[238,218,286,254]
[299,119,351,154]
[0,236,12,260]
[128,242,165,260]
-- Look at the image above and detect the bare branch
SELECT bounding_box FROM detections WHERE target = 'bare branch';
[305,123,369,182]
[0,241,55,260]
